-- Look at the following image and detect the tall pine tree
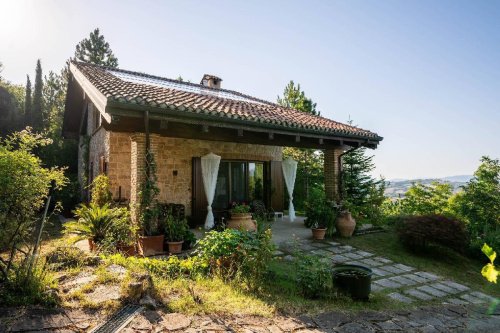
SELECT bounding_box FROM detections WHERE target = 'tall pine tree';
[278,80,323,209]
[342,146,386,224]
[32,59,43,131]
[74,28,118,67]
[24,75,32,127]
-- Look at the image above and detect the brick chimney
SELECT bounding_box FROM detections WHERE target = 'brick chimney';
[201,74,222,89]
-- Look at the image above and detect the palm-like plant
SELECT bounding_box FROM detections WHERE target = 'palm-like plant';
[64,203,116,243]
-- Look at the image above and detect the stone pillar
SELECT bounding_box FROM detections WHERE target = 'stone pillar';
[130,133,146,223]
[324,148,343,203]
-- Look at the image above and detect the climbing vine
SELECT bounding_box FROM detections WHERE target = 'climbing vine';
[139,150,161,236]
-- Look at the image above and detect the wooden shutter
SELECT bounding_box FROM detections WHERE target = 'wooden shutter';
[191,157,208,227]
[270,160,284,211]
[99,156,105,174]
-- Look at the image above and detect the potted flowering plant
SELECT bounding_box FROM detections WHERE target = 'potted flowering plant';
[227,202,256,231]
[164,213,187,254]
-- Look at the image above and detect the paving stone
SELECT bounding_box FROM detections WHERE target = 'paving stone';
[342,252,364,260]
[371,267,392,277]
[388,275,417,286]
[359,258,383,267]
[313,249,333,257]
[375,320,403,330]
[353,250,373,258]
[336,321,375,333]
[330,247,350,254]
[331,254,349,263]
[405,289,434,301]
[373,256,392,264]
[379,265,406,274]
[414,271,440,281]
[283,255,295,262]
[371,284,383,292]
[388,292,414,303]
[344,260,364,266]
[374,278,401,289]
[327,241,341,246]
[430,283,460,294]
[338,245,353,252]
[460,293,486,304]
[445,298,469,305]
[470,291,496,302]
[401,273,428,284]
[417,285,448,297]
[161,313,192,331]
[273,250,284,256]
[300,244,317,251]
[393,263,415,272]
[442,280,470,292]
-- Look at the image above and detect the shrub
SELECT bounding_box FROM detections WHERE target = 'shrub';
[295,254,332,299]
[90,174,112,206]
[194,229,275,286]
[396,215,468,253]
[45,246,86,269]
[304,186,336,234]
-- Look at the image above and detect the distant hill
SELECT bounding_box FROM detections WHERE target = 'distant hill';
[384,175,472,199]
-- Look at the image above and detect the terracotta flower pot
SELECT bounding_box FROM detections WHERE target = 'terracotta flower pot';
[138,235,164,256]
[312,228,327,240]
[336,211,356,237]
[167,241,184,254]
[116,243,137,257]
[227,213,257,232]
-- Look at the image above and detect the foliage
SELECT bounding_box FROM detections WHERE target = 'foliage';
[74,28,119,67]
[278,81,323,209]
[295,254,332,299]
[304,185,336,236]
[32,59,44,131]
[194,229,275,286]
[0,79,25,136]
[65,204,134,249]
[24,75,31,126]
[139,151,162,236]
[90,174,112,206]
[164,211,188,242]
[45,246,86,269]
[395,181,453,216]
[342,147,386,225]
[230,202,251,214]
[0,129,66,283]
[396,215,468,253]
[451,157,500,250]
[481,243,499,284]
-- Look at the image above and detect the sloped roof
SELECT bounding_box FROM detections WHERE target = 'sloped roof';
[70,61,382,141]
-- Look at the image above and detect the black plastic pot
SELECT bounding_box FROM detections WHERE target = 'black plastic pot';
[332,264,372,300]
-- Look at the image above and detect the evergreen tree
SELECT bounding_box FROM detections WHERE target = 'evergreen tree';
[24,75,32,127]
[342,147,386,224]
[32,59,44,131]
[278,80,323,208]
[74,28,118,67]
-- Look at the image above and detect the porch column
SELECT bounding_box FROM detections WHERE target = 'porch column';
[324,148,343,203]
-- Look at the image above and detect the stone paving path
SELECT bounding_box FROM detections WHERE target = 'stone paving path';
[276,239,497,307]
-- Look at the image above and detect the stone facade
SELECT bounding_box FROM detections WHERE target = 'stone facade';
[129,134,282,216]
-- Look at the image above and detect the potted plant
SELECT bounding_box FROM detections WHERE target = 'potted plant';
[137,152,165,256]
[64,203,116,252]
[110,207,138,256]
[227,202,256,231]
[164,213,186,254]
[311,221,327,240]
[332,264,372,300]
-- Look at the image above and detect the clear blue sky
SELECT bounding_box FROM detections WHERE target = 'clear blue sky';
[1,0,499,179]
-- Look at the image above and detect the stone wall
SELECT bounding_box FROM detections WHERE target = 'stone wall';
[129,134,282,216]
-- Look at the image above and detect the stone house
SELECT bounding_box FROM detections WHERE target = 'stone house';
[62,62,382,225]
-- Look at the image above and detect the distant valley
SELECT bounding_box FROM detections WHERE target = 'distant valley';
[384,175,472,199]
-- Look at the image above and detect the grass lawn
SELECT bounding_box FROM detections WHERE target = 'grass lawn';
[336,227,500,298]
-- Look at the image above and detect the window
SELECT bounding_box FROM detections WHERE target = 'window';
[213,161,265,210]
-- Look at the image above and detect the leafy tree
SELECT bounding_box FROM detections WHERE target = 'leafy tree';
[74,28,118,67]
[0,80,25,136]
[451,156,500,250]
[342,147,386,224]
[0,128,66,284]
[0,61,3,81]
[278,81,323,209]
[32,60,43,131]
[24,75,32,127]
[398,181,454,216]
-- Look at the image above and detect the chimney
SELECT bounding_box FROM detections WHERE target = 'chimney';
[201,74,222,89]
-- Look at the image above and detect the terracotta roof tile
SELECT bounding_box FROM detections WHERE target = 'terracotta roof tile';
[72,61,381,141]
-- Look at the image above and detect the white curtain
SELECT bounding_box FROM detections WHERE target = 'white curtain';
[282,158,298,222]
[201,153,221,230]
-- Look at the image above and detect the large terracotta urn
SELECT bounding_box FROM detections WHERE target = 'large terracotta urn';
[227,213,257,232]
[336,211,356,237]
